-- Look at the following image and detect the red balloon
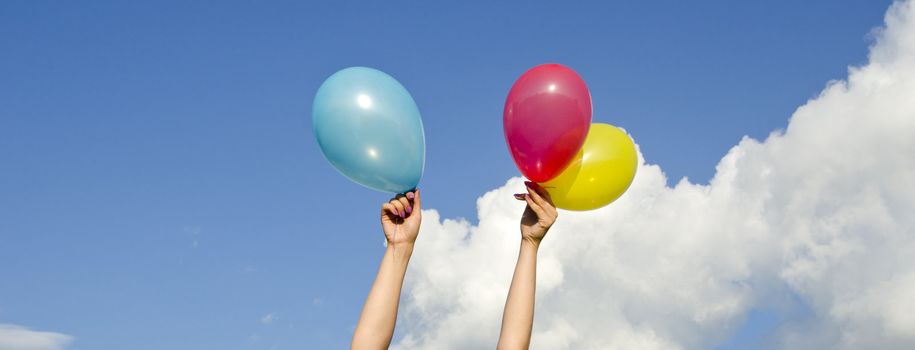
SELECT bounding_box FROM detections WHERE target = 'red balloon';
[503,64,592,182]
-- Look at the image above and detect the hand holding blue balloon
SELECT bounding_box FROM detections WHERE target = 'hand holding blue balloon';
[312,67,426,193]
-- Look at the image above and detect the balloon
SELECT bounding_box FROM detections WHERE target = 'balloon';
[504,63,592,182]
[540,123,637,211]
[312,67,425,193]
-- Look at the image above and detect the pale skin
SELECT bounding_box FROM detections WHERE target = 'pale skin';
[351,189,422,350]
[497,181,558,350]
[349,183,554,350]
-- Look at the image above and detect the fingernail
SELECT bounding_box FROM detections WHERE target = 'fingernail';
[513,194,525,199]
[400,210,405,218]
[406,192,415,199]
[406,206,412,214]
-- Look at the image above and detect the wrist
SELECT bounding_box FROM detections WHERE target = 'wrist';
[521,237,541,250]
[388,241,415,253]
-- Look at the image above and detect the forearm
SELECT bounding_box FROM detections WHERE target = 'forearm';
[351,244,414,350]
[497,239,539,350]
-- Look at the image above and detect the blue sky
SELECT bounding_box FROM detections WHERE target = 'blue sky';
[0,1,896,349]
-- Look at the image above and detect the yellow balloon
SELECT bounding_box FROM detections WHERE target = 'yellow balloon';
[540,123,637,211]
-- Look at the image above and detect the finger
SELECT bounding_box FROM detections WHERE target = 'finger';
[525,193,548,218]
[389,199,405,218]
[525,195,548,220]
[382,203,399,218]
[525,181,550,201]
[529,184,556,214]
[533,182,554,204]
[528,183,557,216]
[525,182,551,209]
[411,188,422,212]
[397,196,412,215]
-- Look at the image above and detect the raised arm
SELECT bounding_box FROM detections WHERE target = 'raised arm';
[351,189,422,350]
[497,182,557,350]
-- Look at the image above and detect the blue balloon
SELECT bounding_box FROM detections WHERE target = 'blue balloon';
[312,67,425,193]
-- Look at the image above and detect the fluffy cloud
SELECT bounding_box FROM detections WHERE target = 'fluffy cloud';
[0,324,72,350]
[394,1,915,349]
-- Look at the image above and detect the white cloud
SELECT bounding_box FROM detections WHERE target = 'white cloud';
[0,324,72,350]
[260,313,277,325]
[394,1,915,349]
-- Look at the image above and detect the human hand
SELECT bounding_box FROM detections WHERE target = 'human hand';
[381,189,422,249]
[513,181,557,247]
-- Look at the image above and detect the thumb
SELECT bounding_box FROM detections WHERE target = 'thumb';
[411,188,421,212]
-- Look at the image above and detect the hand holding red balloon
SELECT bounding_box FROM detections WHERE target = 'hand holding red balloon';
[504,64,637,211]
[513,181,558,247]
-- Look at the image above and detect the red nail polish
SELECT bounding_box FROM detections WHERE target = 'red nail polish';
[407,192,415,199]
